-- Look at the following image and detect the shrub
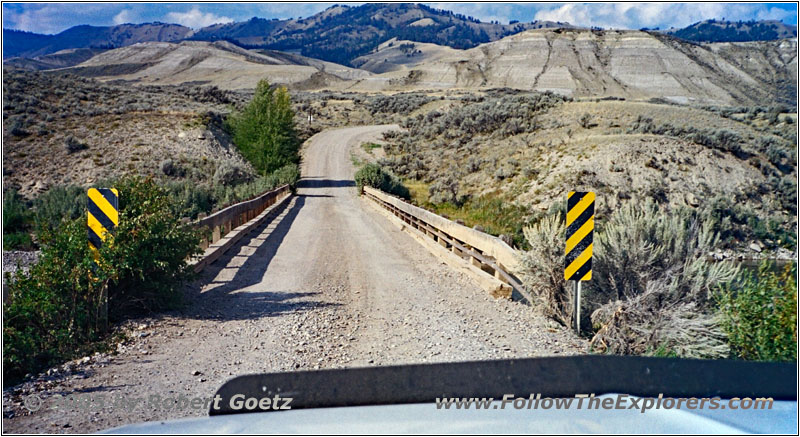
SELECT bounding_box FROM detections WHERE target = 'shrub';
[717,262,797,361]
[265,163,300,190]
[3,190,34,250]
[226,80,300,176]
[629,118,746,157]
[579,113,594,128]
[3,232,34,251]
[64,135,88,153]
[520,215,572,326]
[213,162,251,186]
[428,176,461,205]
[3,190,30,235]
[103,176,202,318]
[367,93,434,115]
[160,159,185,177]
[3,176,201,383]
[165,164,299,219]
[354,163,410,199]
[32,185,85,232]
[4,219,105,382]
[588,200,738,358]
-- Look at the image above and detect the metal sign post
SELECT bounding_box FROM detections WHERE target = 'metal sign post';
[88,187,118,331]
[565,191,594,333]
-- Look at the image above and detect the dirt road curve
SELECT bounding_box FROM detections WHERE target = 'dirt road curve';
[3,125,586,432]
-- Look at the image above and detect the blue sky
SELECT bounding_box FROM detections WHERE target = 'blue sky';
[3,2,797,35]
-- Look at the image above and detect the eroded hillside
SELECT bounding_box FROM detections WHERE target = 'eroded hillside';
[2,70,254,198]
[349,29,797,106]
[359,90,797,253]
[26,28,797,107]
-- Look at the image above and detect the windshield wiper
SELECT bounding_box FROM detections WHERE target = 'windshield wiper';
[209,355,796,415]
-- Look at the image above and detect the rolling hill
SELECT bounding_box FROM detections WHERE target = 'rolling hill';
[664,19,797,43]
[3,23,192,58]
[59,40,370,90]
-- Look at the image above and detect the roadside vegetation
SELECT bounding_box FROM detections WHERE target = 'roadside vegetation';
[359,90,796,360]
[4,177,201,384]
[519,200,796,361]
[3,77,302,385]
[354,162,410,200]
[226,79,300,176]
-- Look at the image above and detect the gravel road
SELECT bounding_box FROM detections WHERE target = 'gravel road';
[3,125,586,433]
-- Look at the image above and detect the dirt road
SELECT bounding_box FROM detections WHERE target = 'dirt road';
[3,125,586,433]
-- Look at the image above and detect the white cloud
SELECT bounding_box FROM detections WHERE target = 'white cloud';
[3,5,60,34]
[164,7,233,29]
[534,3,797,30]
[113,9,133,25]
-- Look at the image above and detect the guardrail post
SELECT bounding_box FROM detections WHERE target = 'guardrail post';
[212,225,221,243]
[470,255,482,268]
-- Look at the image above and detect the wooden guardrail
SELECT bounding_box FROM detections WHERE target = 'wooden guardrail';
[363,186,528,300]
[188,184,292,272]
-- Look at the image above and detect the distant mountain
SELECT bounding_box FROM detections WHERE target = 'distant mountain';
[189,3,576,66]
[4,4,575,66]
[3,22,192,58]
[664,19,796,43]
[4,47,108,70]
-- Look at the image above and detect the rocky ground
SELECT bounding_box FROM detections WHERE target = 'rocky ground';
[2,251,39,276]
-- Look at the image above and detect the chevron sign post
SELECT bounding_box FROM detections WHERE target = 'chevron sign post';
[565,191,594,333]
[87,188,119,260]
[88,187,118,330]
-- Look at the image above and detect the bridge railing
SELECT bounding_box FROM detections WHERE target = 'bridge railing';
[188,184,292,272]
[363,186,526,300]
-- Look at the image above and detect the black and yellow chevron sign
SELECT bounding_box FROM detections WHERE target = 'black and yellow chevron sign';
[565,191,594,281]
[87,188,119,257]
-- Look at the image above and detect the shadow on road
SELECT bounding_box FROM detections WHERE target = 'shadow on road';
[297,178,355,189]
[182,195,339,321]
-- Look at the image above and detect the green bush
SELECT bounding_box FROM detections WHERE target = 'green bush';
[4,219,105,382]
[103,177,202,318]
[166,163,299,219]
[226,80,300,176]
[3,190,33,250]
[3,190,30,233]
[32,185,85,231]
[3,232,34,251]
[354,163,410,199]
[3,176,201,383]
[717,262,797,361]
[428,194,532,249]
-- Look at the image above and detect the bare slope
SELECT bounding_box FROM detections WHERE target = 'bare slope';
[64,41,371,90]
[350,29,796,105]
[2,70,253,198]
